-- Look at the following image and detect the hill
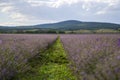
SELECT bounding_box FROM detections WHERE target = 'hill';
[0,20,120,33]
[32,20,120,30]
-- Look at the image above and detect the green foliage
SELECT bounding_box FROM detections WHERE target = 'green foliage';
[65,29,120,34]
[13,37,77,80]
[95,29,119,33]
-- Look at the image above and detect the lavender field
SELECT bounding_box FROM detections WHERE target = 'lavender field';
[0,34,57,80]
[61,34,120,80]
[0,34,120,80]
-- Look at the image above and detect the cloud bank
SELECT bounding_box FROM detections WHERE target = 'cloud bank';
[0,0,120,26]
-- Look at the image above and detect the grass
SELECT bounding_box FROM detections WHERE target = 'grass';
[13,37,77,80]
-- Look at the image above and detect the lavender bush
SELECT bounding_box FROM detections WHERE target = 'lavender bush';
[0,34,57,80]
[61,34,120,80]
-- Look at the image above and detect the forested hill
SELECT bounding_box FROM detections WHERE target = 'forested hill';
[0,20,120,33]
[32,20,120,30]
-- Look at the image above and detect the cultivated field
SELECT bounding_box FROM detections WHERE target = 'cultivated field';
[0,34,120,80]
[0,34,57,80]
[61,34,120,80]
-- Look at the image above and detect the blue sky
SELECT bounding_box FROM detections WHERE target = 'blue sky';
[0,0,120,26]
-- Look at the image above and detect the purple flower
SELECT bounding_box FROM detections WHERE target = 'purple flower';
[80,71,86,75]
[1,68,7,74]
[118,38,120,47]
[96,38,99,41]
[114,68,120,73]
[14,55,19,61]
[0,39,2,44]
[117,55,120,60]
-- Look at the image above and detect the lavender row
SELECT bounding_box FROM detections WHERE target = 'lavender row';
[0,34,57,80]
[61,34,120,80]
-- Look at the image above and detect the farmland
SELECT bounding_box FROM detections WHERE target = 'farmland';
[0,34,57,80]
[0,34,120,80]
[61,34,120,80]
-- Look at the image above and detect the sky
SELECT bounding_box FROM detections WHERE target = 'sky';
[0,0,120,26]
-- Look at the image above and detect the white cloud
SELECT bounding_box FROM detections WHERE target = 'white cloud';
[50,0,79,8]
[25,0,119,8]
[0,0,120,26]
[0,22,21,26]
[0,2,13,12]
[96,10,106,15]
[24,0,120,16]
[0,19,55,26]
[0,2,30,22]
[95,0,120,15]
[25,0,80,8]
[1,6,14,13]
[0,1,56,26]
[10,12,29,21]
